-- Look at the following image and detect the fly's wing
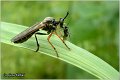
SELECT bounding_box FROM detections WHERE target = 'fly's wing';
[11,22,45,43]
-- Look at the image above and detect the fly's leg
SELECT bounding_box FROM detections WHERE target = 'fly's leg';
[35,33,39,52]
[55,32,70,50]
[35,32,48,52]
[47,32,59,57]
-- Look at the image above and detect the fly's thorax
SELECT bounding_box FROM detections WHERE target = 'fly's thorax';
[42,17,55,24]
[41,17,56,32]
[42,23,56,31]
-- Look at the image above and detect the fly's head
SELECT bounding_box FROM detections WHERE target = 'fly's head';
[58,12,69,40]
[59,18,64,28]
[59,12,69,28]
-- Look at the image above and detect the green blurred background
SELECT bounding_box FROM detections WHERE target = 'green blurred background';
[1,1,119,79]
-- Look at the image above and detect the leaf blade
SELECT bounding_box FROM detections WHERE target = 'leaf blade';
[1,22,119,79]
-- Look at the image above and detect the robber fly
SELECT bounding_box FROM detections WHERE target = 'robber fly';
[11,12,70,57]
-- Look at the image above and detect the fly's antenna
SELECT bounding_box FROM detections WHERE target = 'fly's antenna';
[63,11,69,21]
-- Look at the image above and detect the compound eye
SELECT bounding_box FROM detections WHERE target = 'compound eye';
[60,18,64,22]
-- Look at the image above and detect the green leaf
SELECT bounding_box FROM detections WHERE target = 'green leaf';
[1,22,119,79]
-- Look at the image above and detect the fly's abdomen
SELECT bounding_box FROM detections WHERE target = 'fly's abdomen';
[11,32,34,43]
[11,23,41,43]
